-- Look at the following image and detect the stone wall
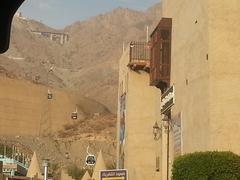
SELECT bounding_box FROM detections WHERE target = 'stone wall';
[208,0,240,153]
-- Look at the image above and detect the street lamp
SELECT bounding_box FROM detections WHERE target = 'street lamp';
[162,114,171,180]
[153,122,161,140]
[162,115,173,133]
[42,159,50,180]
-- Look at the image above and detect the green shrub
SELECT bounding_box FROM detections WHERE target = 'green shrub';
[172,151,240,180]
[106,162,116,170]
[67,164,85,180]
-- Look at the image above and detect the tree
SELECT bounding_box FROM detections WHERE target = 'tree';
[172,151,240,180]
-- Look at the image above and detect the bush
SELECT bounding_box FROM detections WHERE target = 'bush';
[106,162,116,170]
[172,151,240,180]
[67,164,86,180]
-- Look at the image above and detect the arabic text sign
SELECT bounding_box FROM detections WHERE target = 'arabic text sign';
[100,169,127,180]
[161,85,175,114]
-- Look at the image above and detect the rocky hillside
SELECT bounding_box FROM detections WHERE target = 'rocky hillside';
[1,3,162,113]
[0,74,116,170]
[0,3,162,175]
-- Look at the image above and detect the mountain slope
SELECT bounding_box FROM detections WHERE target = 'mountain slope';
[1,3,162,113]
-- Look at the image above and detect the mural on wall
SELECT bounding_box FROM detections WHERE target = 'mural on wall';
[119,93,126,168]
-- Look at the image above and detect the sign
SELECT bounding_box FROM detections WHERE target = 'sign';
[100,169,128,180]
[161,86,175,114]
[172,113,182,157]
[119,94,126,144]
[119,94,126,169]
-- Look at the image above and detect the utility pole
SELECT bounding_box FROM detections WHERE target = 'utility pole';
[4,144,6,158]
[43,159,49,180]
[146,26,149,42]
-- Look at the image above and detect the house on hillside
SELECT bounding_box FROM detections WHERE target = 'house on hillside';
[30,30,69,45]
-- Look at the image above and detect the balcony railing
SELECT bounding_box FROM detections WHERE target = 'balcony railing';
[128,41,150,72]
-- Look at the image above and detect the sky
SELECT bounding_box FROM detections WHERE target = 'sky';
[19,0,160,29]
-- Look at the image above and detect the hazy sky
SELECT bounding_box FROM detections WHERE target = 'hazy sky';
[19,0,159,29]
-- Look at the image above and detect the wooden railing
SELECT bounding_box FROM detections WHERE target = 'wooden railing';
[130,41,150,62]
[128,41,150,72]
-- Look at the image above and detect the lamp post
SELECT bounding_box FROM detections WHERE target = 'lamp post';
[153,121,161,172]
[162,115,170,180]
[42,159,50,180]
[153,122,161,140]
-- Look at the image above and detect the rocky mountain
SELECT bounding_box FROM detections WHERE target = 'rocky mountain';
[0,3,162,113]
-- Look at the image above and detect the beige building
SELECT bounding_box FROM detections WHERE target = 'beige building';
[117,0,240,179]
[155,0,240,179]
[116,42,161,180]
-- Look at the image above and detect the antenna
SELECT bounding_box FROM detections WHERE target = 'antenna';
[122,42,125,54]
[146,26,149,42]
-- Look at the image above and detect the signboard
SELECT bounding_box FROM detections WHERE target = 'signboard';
[172,113,182,157]
[120,94,126,144]
[119,94,126,169]
[100,169,128,180]
[161,86,175,114]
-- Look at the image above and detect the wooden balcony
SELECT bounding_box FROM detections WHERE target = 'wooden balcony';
[150,18,172,93]
[128,41,150,72]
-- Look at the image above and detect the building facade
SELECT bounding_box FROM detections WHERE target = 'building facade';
[158,0,240,179]
[116,43,161,180]
[117,0,240,179]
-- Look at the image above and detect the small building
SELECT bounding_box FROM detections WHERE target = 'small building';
[31,30,69,45]
[0,142,34,178]
[116,42,161,180]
